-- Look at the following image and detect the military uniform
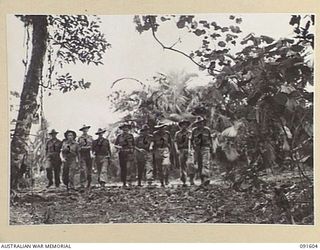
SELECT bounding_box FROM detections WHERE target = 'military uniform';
[174,129,196,185]
[135,133,154,185]
[61,140,80,189]
[78,134,93,187]
[45,137,62,187]
[92,137,111,185]
[115,132,135,185]
[153,129,172,186]
[191,125,212,183]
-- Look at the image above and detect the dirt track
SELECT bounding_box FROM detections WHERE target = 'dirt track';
[10,170,314,225]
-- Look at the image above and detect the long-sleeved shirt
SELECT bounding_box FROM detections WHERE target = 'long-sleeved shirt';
[92,137,111,156]
[191,126,212,148]
[46,138,62,159]
[153,130,172,149]
[136,134,154,151]
[115,132,135,152]
[78,134,93,157]
[174,129,191,150]
[61,140,80,160]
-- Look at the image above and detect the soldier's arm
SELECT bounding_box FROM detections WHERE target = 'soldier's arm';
[85,136,93,150]
[132,134,135,147]
[208,128,213,148]
[173,132,179,152]
[76,144,81,163]
[190,129,196,149]
[106,140,111,157]
[147,135,154,151]
[45,141,49,155]
[57,140,63,152]
[91,140,96,156]
[114,135,122,149]
[168,132,173,150]
[88,136,94,156]
[60,143,66,162]
[188,132,192,151]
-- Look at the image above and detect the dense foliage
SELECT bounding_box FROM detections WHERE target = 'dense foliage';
[108,15,314,189]
[11,15,110,190]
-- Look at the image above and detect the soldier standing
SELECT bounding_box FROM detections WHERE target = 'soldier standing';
[191,117,212,185]
[114,123,135,187]
[78,125,93,188]
[60,130,80,190]
[45,129,62,188]
[92,128,111,187]
[153,122,172,187]
[135,124,154,186]
[174,120,196,186]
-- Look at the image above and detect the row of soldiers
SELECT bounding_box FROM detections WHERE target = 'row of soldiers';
[45,116,213,190]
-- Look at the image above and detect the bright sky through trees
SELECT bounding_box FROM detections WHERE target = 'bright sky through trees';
[8,14,302,138]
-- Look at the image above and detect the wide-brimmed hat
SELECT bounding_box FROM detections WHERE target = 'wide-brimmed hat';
[119,123,132,129]
[79,124,91,131]
[95,128,106,135]
[48,129,59,135]
[193,116,206,125]
[178,120,191,127]
[154,122,167,129]
[64,130,77,139]
[140,124,150,132]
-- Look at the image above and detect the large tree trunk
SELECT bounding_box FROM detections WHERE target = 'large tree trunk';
[10,15,48,190]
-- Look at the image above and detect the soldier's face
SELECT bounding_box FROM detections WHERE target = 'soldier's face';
[82,128,89,134]
[51,133,57,139]
[67,133,74,141]
[160,126,166,131]
[181,124,188,130]
[198,122,205,128]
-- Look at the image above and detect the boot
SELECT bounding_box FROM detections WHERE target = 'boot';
[137,179,142,187]
[189,176,195,186]
[46,181,53,188]
[165,176,169,186]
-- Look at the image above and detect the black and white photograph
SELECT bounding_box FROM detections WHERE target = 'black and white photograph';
[8,13,314,225]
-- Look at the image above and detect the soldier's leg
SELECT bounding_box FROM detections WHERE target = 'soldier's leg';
[68,159,77,189]
[79,156,86,187]
[86,157,92,187]
[99,157,108,185]
[164,164,170,186]
[152,153,157,180]
[179,150,187,185]
[119,152,127,186]
[53,159,61,187]
[145,152,153,185]
[46,160,54,187]
[163,149,170,186]
[136,152,144,186]
[201,147,211,184]
[155,150,164,186]
[187,150,196,185]
[96,156,102,183]
[62,163,69,188]
[195,149,203,182]
[126,152,136,185]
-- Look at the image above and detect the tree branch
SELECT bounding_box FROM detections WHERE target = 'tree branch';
[111,77,145,89]
[148,18,220,76]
